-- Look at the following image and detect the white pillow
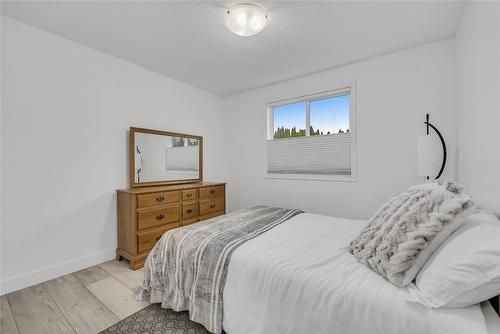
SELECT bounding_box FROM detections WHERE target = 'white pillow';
[349,181,475,287]
[408,211,500,308]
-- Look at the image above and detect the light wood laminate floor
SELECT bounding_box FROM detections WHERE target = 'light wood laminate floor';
[1,260,149,334]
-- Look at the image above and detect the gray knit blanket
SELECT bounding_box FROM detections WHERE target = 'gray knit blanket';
[349,181,475,287]
[138,206,303,334]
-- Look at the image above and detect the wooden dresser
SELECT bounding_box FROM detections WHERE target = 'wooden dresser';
[116,182,226,269]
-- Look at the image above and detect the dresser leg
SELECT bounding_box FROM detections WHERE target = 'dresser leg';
[116,250,124,261]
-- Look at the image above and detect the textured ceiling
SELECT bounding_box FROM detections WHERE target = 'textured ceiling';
[1,1,467,96]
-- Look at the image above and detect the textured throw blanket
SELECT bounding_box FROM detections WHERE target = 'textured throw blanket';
[349,181,475,287]
[138,206,303,334]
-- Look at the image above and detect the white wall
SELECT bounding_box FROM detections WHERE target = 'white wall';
[455,2,500,216]
[222,40,457,219]
[0,16,225,294]
[0,14,3,286]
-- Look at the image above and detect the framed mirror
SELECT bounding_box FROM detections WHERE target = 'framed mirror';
[130,127,203,187]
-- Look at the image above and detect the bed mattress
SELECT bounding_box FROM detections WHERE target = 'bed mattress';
[222,213,490,334]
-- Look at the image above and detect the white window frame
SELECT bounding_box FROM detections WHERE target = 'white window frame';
[265,83,357,182]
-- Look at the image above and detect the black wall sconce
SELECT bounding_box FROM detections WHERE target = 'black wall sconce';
[417,114,447,180]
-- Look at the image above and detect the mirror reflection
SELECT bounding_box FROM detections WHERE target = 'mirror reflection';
[134,131,200,183]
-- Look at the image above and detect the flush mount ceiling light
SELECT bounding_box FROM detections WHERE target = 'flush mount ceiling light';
[225,3,268,37]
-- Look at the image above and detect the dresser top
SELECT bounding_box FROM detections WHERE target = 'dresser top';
[117,181,226,194]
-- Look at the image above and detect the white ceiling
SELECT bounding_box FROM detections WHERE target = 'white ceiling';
[1,1,466,96]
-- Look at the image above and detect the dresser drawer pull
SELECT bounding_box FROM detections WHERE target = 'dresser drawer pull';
[156,196,165,203]
[156,235,161,242]
[209,190,216,194]
[210,204,216,209]
[186,209,193,214]
[156,214,165,220]
[186,193,193,198]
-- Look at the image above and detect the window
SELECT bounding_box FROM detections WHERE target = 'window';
[266,86,356,181]
[273,101,307,138]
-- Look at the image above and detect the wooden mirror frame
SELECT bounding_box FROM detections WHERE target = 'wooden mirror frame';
[129,127,203,188]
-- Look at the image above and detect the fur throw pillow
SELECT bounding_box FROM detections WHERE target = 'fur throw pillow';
[349,181,475,287]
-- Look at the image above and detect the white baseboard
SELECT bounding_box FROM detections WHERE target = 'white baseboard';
[0,248,116,295]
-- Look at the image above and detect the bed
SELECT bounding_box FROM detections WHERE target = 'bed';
[223,212,496,334]
[140,207,500,334]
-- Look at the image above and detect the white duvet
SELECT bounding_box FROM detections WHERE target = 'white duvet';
[222,213,489,334]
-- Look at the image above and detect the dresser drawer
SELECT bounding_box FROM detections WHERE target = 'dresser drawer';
[137,191,180,208]
[182,218,198,227]
[182,189,198,201]
[199,211,225,222]
[199,198,224,215]
[199,186,225,199]
[137,204,180,230]
[137,225,175,253]
[182,201,198,220]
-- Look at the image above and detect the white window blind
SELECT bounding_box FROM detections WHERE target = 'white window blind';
[267,133,351,174]
[266,86,355,178]
[166,146,199,171]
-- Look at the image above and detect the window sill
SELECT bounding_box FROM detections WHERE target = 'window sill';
[264,173,357,182]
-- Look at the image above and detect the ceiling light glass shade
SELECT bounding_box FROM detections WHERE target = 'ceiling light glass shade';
[225,4,267,37]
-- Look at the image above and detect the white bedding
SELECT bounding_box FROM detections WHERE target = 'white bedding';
[222,213,489,334]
